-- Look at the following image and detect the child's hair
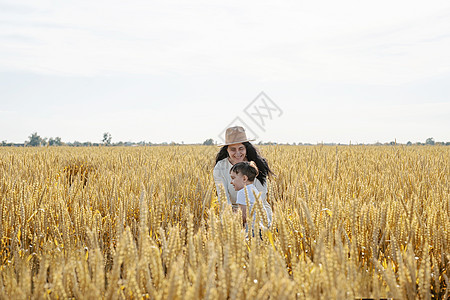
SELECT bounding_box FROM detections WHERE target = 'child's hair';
[230,161,259,182]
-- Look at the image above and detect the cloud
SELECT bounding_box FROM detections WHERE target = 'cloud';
[0,0,450,85]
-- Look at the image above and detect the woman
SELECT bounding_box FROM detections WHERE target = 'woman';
[213,126,274,224]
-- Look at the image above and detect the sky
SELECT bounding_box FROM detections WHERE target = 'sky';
[1,0,450,144]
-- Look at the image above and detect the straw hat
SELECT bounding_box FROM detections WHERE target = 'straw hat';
[221,126,255,146]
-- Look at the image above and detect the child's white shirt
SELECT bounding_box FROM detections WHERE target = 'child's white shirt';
[236,183,272,228]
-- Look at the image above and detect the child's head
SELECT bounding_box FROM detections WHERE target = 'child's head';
[230,161,259,191]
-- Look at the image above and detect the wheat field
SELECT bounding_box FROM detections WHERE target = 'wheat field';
[0,145,448,299]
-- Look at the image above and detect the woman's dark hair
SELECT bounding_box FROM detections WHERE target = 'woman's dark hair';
[215,142,274,185]
[230,161,259,182]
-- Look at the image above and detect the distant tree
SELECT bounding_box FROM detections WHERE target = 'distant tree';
[203,138,214,145]
[425,137,435,145]
[406,141,412,146]
[27,132,46,146]
[103,132,112,146]
[48,137,63,146]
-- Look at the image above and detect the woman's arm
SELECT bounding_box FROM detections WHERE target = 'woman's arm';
[254,180,272,226]
[213,165,230,204]
[254,179,268,200]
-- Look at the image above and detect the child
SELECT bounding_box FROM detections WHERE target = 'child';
[230,161,271,230]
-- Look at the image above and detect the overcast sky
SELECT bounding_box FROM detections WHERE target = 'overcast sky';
[1,0,449,144]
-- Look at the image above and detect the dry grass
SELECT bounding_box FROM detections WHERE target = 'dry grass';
[0,145,448,299]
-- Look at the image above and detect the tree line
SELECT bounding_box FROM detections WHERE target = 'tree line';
[1,133,449,147]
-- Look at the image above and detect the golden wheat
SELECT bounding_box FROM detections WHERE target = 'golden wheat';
[0,145,448,299]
